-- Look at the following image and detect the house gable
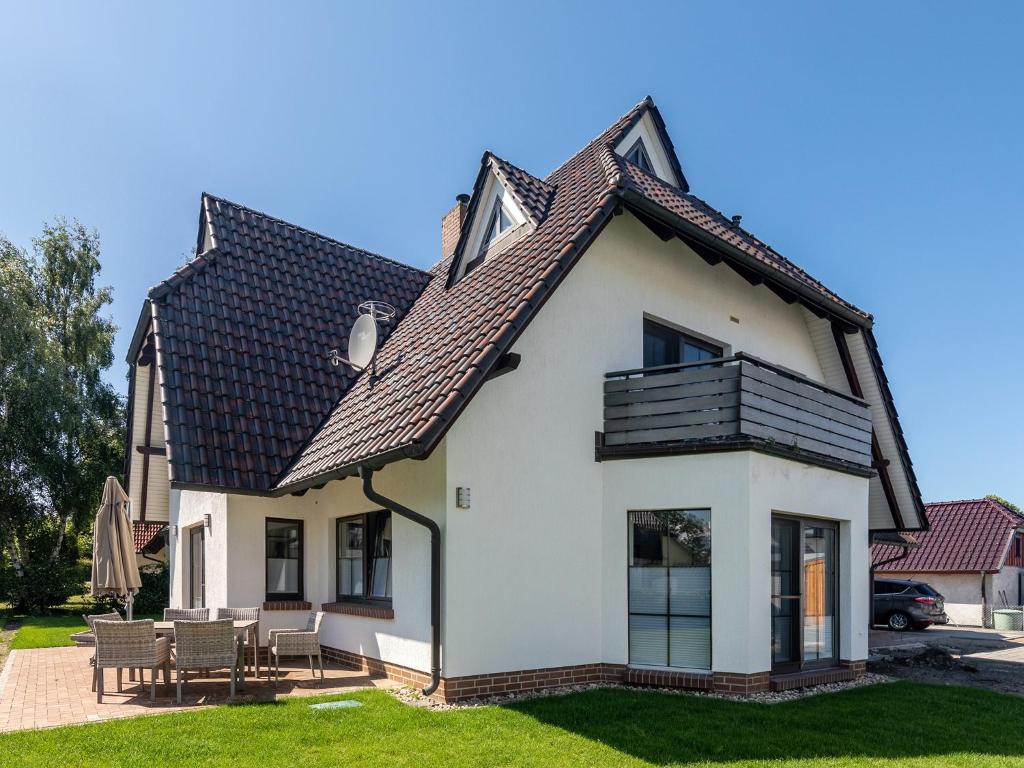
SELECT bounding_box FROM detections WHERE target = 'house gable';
[448,154,556,285]
[613,108,685,189]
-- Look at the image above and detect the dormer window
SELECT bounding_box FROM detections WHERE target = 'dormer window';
[480,200,514,254]
[624,139,653,173]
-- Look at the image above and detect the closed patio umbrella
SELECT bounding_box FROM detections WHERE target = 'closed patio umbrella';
[91,476,142,620]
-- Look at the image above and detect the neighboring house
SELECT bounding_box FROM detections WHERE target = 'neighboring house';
[132,520,168,569]
[124,96,926,700]
[873,498,1024,626]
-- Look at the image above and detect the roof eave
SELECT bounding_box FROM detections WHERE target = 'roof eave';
[618,187,871,330]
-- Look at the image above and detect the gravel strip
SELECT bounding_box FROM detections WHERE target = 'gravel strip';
[390,673,892,710]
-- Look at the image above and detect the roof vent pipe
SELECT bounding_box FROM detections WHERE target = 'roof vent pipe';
[359,466,442,697]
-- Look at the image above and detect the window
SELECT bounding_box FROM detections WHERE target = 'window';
[628,509,711,670]
[480,199,514,253]
[643,319,723,368]
[266,518,303,601]
[189,526,205,609]
[625,139,654,173]
[771,516,838,671]
[337,511,392,604]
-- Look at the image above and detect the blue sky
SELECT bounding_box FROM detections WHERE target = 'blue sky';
[2,2,1021,505]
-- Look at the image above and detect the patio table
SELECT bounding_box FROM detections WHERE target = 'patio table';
[154,619,260,683]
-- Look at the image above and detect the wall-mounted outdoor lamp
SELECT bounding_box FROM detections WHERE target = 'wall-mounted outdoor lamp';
[204,513,212,531]
[170,525,178,538]
[456,487,471,509]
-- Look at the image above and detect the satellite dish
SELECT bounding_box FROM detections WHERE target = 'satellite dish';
[347,313,378,370]
[328,301,396,372]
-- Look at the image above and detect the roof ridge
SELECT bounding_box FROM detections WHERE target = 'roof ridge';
[201,192,430,277]
[926,498,1003,507]
[488,153,555,193]
[148,248,220,300]
[543,97,651,183]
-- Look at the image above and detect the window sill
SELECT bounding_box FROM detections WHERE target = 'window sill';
[322,601,395,620]
[262,600,312,611]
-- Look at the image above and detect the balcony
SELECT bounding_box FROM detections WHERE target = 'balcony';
[598,353,873,473]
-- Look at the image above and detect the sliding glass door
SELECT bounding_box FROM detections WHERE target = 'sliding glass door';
[771,516,838,672]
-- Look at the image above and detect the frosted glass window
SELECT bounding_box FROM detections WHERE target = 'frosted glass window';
[628,510,711,670]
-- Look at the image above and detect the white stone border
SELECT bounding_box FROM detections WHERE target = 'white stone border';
[0,650,17,702]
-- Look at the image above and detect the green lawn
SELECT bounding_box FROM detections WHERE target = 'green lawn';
[9,614,88,649]
[1,682,1023,767]
[9,613,160,650]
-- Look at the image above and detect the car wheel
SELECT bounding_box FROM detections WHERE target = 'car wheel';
[888,611,911,631]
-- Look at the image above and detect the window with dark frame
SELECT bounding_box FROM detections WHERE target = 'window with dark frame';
[337,510,392,604]
[464,199,515,276]
[643,318,723,369]
[625,139,654,173]
[627,509,712,670]
[265,518,304,601]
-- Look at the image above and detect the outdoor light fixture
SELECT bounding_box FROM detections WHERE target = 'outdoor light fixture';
[171,525,178,538]
[456,487,471,509]
[204,513,212,530]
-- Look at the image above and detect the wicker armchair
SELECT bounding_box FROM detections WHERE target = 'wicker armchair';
[163,607,210,621]
[93,619,171,703]
[173,619,240,703]
[268,611,325,684]
[83,612,123,692]
[216,607,261,677]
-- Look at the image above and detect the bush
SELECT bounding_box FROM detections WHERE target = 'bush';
[0,520,84,614]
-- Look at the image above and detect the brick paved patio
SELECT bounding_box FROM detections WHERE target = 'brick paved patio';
[0,646,394,732]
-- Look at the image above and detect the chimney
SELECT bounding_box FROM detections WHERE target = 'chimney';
[441,193,470,259]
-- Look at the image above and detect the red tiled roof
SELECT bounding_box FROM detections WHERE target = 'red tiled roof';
[873,499,1023,573]
[132,521,167,553]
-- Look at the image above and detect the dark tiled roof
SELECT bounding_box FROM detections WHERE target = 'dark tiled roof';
[132,521,167,553]
[873,499,1023,573]
[145,96,899,497]
[275,104,637,488]
[149,194,431,492]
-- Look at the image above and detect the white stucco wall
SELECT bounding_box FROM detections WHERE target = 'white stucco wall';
[165,212,873,679]
[442,213,867,677]
[166,450,445,670]
[167,488,228,610]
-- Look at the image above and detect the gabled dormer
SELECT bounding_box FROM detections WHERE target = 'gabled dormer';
[613,101,688,191]
[448,154,554,285]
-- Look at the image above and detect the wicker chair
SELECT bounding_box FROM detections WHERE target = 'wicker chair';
[268,611,325,684]
[163,607,210,622]
[83,612,123,692]
[216,607,261,677]
[173,619,240,703]
[93,619,171,703]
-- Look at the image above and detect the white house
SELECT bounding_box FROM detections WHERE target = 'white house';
[124,96,926,700]
[874,498,1024,626]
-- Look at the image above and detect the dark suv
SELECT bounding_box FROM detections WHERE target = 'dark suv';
[873,578,949,631]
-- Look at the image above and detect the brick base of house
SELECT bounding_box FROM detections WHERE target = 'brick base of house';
[319,645,866,702]
[769,660,865,691]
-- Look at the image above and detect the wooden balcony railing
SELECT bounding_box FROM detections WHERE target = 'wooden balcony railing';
[600,353,873,470]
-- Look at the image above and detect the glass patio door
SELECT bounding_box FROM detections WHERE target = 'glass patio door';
[771,516,838,672]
